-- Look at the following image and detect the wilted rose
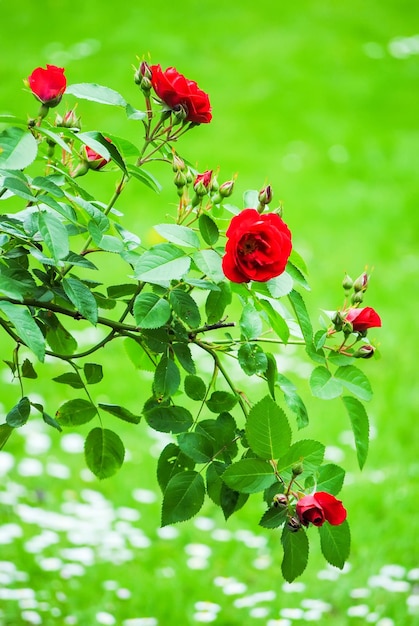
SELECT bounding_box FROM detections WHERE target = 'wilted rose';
[222,208,292,283]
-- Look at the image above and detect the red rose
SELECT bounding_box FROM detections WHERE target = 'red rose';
[345,307,382,332]
[150,64,212,124]
[222,208,292,283]
[84,138,112,171]
[28,65,66,107]
[296,492,347,527]
[194,170,213,194]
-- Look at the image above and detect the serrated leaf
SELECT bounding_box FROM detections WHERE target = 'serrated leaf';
[155,224,200,248]
[281,525,309,582]
[335,366,373,402]
[154,356,180,400]
[267,272,294,298]
[161,471,205,526]
[259,506,288,529]
[316,464,346,495]
[0,267,37,301]
[44,315,78,355]
[2,175,34,201]
[62,277,98,325]
[206,391,237,413]
[169,289,201,328]
[144,405,193,434]
[133,243,190,284]
[6,397,30,427]
[66,82,127,106]
[172,342,196,374]
[276,440,325,478]
[258,299,290,343]
[133,293,171,329]
[310,366,343,400]
[0,301,45,362]
[289,289,324,363]
[178,432,214,463]
[238,343,268,376]
[205,281,231,325]
[0,126,38,169]
[246,396,292,460]
[184,375,207,401]
[126,164,162,193]
[199,213,219,246]
[84,427,125,479]
[38,211,70,262]
[98,403,141,424]
[157,443,195,491]
[56,399,97,426]
[277,372,309,429]
[222,458,276,493]
[265,353,277,400]
[53,372,84,389]
[342,395,369,469]
[0,423,14,450]
[240,302,263,340]
[318,520,350,569]
[21,359,37,379]
[193,249,224,283]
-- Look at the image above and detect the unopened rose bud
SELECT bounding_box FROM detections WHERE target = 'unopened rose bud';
[287,516,302,532]
[273,494,288,508]
[219,179,235,198]
[134,61,152,86]
[342,273,353,291]
[56,109,81,130]
[193,170,213,196]
[258,185,273,206]
[332,311,344,331]
[353,344,375,359]
[172,154,186,172]
[174,170,187,188]
[292,462,304,476]
[351,291,364,305]
[353,272,369,293]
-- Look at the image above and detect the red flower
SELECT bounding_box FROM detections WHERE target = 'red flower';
[296,492,347,527]
[84,138,112,171]
[194,170,213,194]
[150,64,212,124]
[222,208,292,283]
[28,65,66,107]
[345,307,382,332]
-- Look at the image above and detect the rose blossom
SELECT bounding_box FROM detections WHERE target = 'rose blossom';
[150,64,212,124]
[28,65,66,107]
[296,492,347,527]
[222,208,292,283]
[345,307,382,332]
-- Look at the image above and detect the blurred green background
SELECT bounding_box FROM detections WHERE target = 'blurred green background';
[1,0,419,624]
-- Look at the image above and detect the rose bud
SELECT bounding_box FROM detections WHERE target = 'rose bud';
[273,493,288,508]
[353,344,375,359]
[296,492,347,527]
[345,307,382,332]
[193,170,213,195]
[222,208,292,283]
[219,179,235,198]
[351,290,364,305]
[27,65,67,108]
[353,272,369,293]
[287,516,302,532]
[258,185,273,206]
[84,138,112,171]
[150,64,212,124]
[342,273,353,291]
[55,109,81,130]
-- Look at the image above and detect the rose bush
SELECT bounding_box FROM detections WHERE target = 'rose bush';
[0,58,382,582]
[222,208,292,282]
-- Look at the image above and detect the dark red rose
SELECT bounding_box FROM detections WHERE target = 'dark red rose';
[222,208,292,283]
[84,138,112,171]
[28,65,66,107]
[150,64,212,124]
[296,492,347,527]
[194,170,213,194]
[345,307,382,332]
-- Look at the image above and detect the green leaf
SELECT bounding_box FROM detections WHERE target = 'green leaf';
[246,395,292,460]
[342,395,369,469]
[144,405,193,434]
[0,126,38,169]
[206,391,237,413]
[155,224,200,248]
[154,356,181,400]
[199,213,219,246]
[277,372,309,429]
[0,301,45,362]
[281,525,309,582]
[318,520,351,569]
[6,397,30,427]
[84,427,125,479]
[172,342,196,374]
[83,362,103,384]
[126,164,162,193]
[53,372,84,389]
[288,289,324,363]
[62,277,98,325]
[2,175,34,201]
[265,353,277,400]
[157,443,195,491]
[133,243,190,284]
[178,432,214,463]
[310,366,343,400]
[77,131,126,173]
[44,314,78,355]
[259,506,288,529]
[133,293,171,329]
[205,281,231,325]
[222,458,276,493]
[335,366,373,402]
[0,423,14,450]
[98,403,141,424]
[238,343,268,376]
[21,359,37,379]
[240,302,263,339]
[125,103,147,121]
[38,211,70,262]
[66,82,127,106]
[267,272,294,298]
[0,267,37,301]
[161,471,205,526]
[257,299,290,343]
[184,375,207,401]
[56,399,97,426]
[193,249,224,283]
[286,261,310,291]
[169,289,201,328]
[276,440,325,478]
[316,464,346,495]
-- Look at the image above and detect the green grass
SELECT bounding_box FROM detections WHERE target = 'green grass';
[1,0,419,624]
